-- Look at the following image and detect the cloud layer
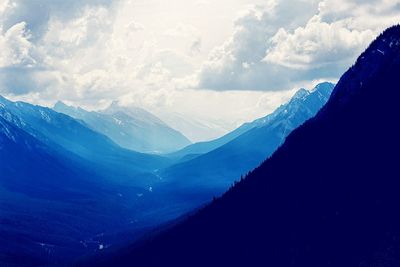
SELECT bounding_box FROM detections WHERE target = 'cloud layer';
[197,0,400,91]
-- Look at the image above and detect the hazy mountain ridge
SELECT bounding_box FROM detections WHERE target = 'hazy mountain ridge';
[0,96,173,185]
[168,82,334,162]
[54,101,191,154]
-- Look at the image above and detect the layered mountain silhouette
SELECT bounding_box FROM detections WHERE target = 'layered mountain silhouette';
[88,26,400,267]
[0,98,182,266]
[157,82,333,207]
[54,101,191,154]
[0,96,172,186]
[168,83,333,162]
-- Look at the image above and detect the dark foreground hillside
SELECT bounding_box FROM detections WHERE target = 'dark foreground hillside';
[85,25,400,267]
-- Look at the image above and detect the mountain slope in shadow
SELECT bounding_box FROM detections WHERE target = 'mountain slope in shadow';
[88,25,400,267]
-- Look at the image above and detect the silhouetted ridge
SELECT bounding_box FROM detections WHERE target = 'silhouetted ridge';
[84,25,400,267]
[325,24,400,111]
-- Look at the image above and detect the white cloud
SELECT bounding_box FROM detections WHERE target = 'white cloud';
[43,7,112,48]
[264,16,375,69]
[0,22,35,68]
[164,24,200,38]
[0,0,16,16]
[195,0,400,91]
[126,21,145,32]
[0,21,39,95]
[264,0,400,70]
[1,0,114,40]
[163,24,203,56]
[196,1,321,91]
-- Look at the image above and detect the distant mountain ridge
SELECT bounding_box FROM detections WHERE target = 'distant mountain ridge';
[0,96,170,185]
[157,82,334,207]
[168,82,334,162]
[54,101,191,154]
[89,25,400,267]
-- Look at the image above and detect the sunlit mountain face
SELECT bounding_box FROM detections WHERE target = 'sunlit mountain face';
[1,1,400,267]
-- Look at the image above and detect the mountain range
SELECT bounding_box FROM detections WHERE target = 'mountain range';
[0,82,334,266]
[0,96,172,185]
[0,97,185,266]
[169,83,333,162]
[157,82,334,208]
[53,101,191,154]
[85,25,400,267]
[0,80,334,266]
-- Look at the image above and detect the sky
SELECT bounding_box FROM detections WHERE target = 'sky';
[1,0,399,141]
